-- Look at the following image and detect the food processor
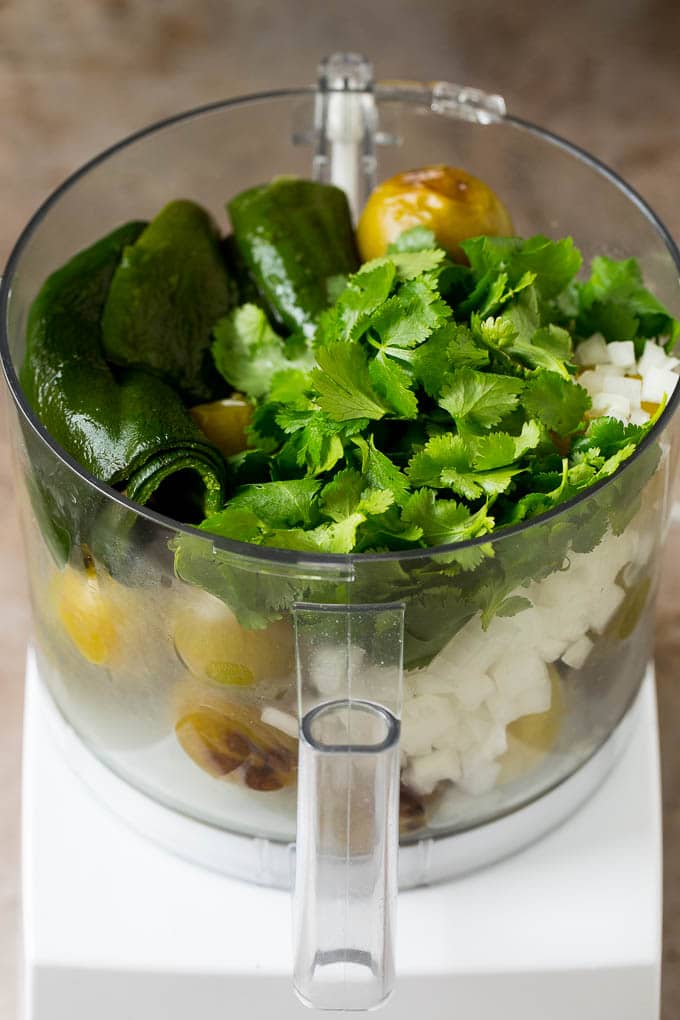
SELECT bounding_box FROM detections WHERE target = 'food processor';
[3,53,679,1019]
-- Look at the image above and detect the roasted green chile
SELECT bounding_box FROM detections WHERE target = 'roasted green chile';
[101,200,233,403]
[20,221,226,518]
[228,178,359,336]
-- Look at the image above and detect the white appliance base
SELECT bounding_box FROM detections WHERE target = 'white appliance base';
[22,658,662,1020]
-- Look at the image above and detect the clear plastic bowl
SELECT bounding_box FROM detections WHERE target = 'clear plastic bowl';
[2,81,680,855]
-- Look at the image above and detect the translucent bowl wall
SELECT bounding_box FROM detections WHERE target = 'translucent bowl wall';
[2,87,680,850]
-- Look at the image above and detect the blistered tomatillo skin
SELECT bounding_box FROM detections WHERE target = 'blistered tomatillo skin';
[357,165,514,263]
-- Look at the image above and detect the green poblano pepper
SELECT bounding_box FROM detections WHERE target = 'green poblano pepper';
[228,178,359,337]
[20,221,227,528]
[101,200,233,403]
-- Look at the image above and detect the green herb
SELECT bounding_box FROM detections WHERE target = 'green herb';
[174,226,678,654]
[575,255,680,354]
[212,304,315,399]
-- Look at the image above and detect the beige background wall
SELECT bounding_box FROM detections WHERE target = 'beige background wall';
[1,1,679,1016]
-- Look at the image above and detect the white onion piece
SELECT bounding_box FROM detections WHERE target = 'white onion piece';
[561,635,594,670]
[575,334,609,365]
[261,707,298,739]
[600,374,642,404]
[641,365,678,404]
[405,747,462,795]
[607,340,636,368]
[590,392,631,421]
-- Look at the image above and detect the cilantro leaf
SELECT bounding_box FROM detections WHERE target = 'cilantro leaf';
[319,467,394,522]
[267,368,312,404]
[275,409,364,475]
[402,490,494,545]
[227,479,322,528]
[571,415,649,458]
[412,322,489,397]
[315,260,397,346]
[496,595,533,618]
[387,249,446,280]
[312,343,390,421]
[461,234,581,300]
[406,430,532,499]
[460,236,523,277]
[369,276,450,349]
[471,420,542,469]
[510,236,582,299]
[576,255,680,352]
[212,304,314,399]
[263,517,364,554]
[319,468,365,521]
[438,367,524,429]
[522,371,591,435]
[387,226,438,252]
[476,295,573,379]
[368,352,418,419]
[351,435,411,507]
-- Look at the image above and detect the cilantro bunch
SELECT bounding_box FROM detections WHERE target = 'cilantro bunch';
[205,228,674,557]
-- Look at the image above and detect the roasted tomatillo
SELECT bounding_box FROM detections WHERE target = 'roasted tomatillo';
[357,165,514,263]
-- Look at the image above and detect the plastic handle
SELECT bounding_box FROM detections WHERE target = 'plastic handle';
[292,603,405,1012]
[314,53,378,219]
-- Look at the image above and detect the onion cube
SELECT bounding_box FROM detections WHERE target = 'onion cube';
[577,370,604,396]
[510,678,552,720]
[261,707,298,739]
[607,341,636,368]
[641,365,679,404]
[575,334,609,365]
[404,747,462,795]
[457,759,501,796]
[561,635,594,670]
[590,392,631,421]
[451,673,495,711]
[629,408,650,425]
[491,654,549,699]
[601,374,642,404]
[638,341,668,375]
[401,695,456,756]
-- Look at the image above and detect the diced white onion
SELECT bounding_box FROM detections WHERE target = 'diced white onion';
[575,334,609,365]
[600,374,642,404]
[641,365,678,404]
[577,370,603,395]
[450,672,495,711]
[490,654,549,700]
[510,678,552,719]
[404,747,463,795]
[638,340,668,375]
[457,759,501,796]
[261,707,298,739]
[590,392,631,421]
[401,695,457,756]
[629,407,650,425]
[607,340,636,368]
[310,644,366,696]
[561,635,594,670]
